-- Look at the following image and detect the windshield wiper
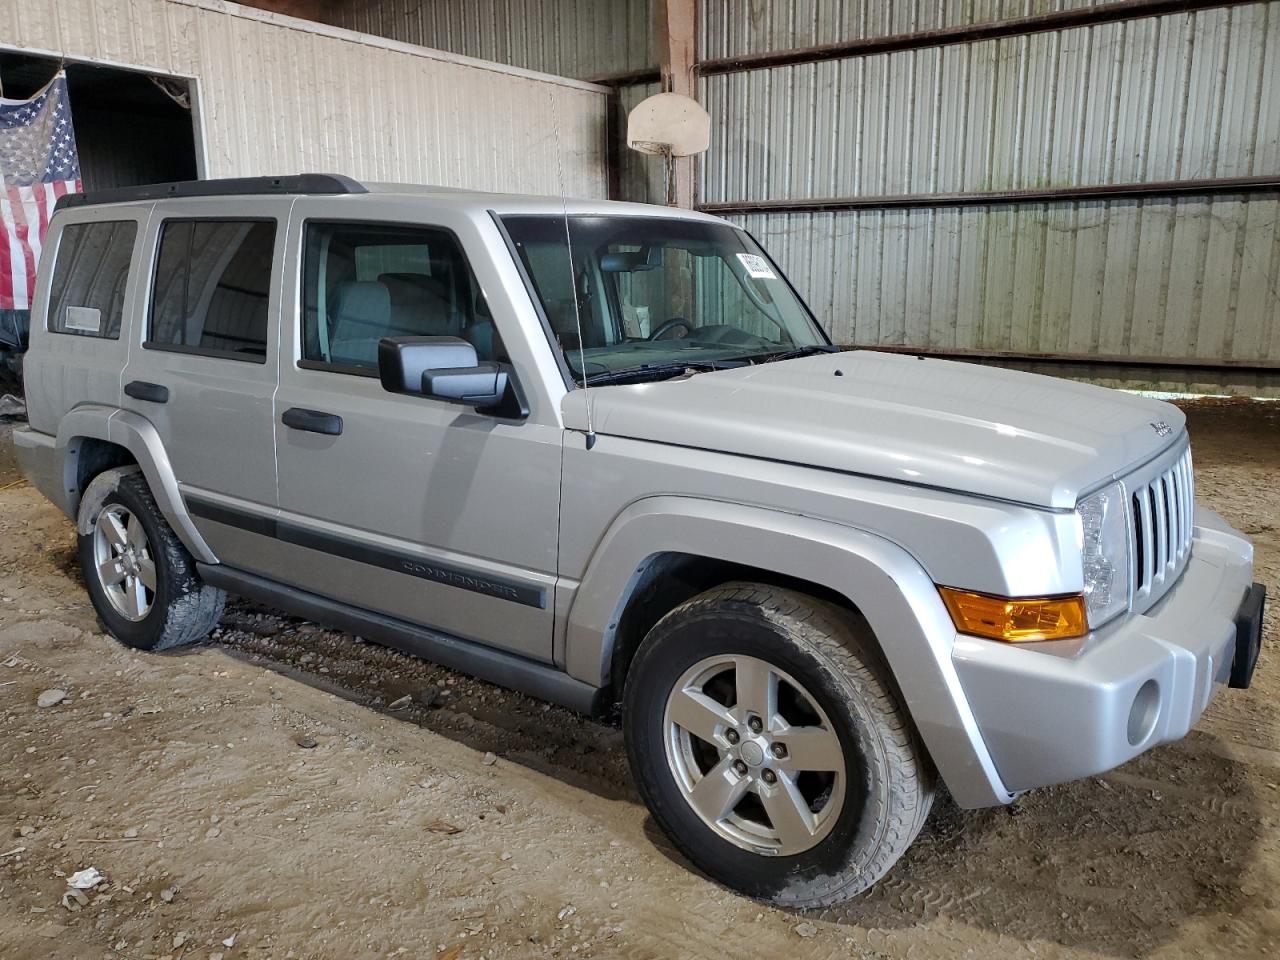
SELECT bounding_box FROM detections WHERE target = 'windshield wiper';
[580,358,746,386]
[752,344,841,363]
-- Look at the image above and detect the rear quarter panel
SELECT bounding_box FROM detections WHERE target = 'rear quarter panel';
[24,205,154,434]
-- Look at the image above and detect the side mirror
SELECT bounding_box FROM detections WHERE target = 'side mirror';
[377,337,526,418]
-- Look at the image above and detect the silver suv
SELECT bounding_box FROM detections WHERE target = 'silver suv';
[12,175,1265,906]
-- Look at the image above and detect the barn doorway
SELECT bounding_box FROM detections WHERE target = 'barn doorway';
[0,51,201,189]
[0,51,201,385]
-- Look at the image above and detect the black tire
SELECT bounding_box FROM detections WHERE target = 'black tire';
[623,582,935,907]
[77,466,225,651]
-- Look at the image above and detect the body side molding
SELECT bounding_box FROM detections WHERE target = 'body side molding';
[186,496,547,609]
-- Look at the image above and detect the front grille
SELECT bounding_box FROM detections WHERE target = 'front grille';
[1128,441,1194,608]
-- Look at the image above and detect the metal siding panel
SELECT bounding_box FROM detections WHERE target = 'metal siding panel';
[320,0,655,78]
[703,5,1280,203]
[27,0,71,53]
[954,207,988,351]
[1095,200,1140,354]
[699,0,1114,58]
[1146,10,1189,182]
[724,195,1277,379]
[1258,6,1280,173]
[1130,200,1177,356]
[1232,197,1279,359]
[1197,197,1243,359]
[1010,204,1048,352]
[694,2,1279,393]
[1218,3,1269,178]
[1040,202,1079,352]
[1,0,608,197]
[162,0,200,75]
[903,206,935,348]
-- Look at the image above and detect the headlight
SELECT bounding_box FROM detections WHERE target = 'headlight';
[1077,482,1130,628]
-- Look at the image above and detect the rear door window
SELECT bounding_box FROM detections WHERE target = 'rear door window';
[147,219,276,362]
[47,220,137,339]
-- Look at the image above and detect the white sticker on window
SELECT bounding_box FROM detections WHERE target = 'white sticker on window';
[64,306,102,333]
[736,253,777,280]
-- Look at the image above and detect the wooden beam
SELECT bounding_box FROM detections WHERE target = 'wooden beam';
[232,0,338,21]
[656,0,697,207]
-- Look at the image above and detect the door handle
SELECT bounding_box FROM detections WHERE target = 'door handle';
[124,380,169,403]
[282,407,343,436]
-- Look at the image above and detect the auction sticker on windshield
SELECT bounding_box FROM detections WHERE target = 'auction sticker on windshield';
[736,253,777,279]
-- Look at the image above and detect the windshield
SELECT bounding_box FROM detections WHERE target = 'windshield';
[501,215,828,383]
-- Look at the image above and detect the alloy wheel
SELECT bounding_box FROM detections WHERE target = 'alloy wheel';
[663,654,847,856]
[92,504,156,622]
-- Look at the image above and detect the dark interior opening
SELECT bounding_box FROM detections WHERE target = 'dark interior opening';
[0,52,199,382]
[0,52,199,190]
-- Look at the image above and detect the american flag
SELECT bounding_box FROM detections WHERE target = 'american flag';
[0,73,81,310]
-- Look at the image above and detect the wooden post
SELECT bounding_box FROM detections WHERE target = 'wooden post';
[656,0,697,208]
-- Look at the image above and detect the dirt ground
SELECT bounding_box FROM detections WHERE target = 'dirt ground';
[1,399,1278,960]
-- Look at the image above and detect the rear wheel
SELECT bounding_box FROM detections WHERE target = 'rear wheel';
[623,582,934,907]
[77,466,225,651]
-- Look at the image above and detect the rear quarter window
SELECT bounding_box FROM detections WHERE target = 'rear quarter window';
[47,220,138,339]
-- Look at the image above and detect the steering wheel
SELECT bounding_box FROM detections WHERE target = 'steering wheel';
[648,317,693,341]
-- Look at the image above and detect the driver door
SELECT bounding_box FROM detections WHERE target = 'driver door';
[266,204,563,661]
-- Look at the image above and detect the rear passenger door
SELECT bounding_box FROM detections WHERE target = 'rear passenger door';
[119,202,290,573]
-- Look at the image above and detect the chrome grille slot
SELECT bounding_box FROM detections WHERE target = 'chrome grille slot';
[1126,440,1194,612]
[1132,492,1147,591]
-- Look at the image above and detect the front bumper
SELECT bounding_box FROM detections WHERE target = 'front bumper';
[952,506,1262,794]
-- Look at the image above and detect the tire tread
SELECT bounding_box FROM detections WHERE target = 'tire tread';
[630,581,936,907]
[79,467,224,651]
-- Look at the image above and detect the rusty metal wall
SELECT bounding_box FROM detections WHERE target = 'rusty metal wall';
[323,0,656,80]
[0,0,610,198]
[697,1,1280,392]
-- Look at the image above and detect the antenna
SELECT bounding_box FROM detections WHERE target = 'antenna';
[549,89,596,449]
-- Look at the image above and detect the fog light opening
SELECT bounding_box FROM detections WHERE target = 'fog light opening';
[1127,679,1160,747]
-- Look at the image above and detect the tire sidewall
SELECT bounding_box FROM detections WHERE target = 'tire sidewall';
[78,473,179,651]
[624,597,893,903]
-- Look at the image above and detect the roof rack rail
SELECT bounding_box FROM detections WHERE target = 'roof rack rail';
[54,174,367,211]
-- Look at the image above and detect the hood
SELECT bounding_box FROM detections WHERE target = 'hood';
[561,351,1185,509]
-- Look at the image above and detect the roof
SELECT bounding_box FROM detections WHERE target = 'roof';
[53,175,726,223]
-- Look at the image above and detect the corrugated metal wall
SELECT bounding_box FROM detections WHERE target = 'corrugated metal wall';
[0,0,609,198]
[700,0,1110,58]
[739,195,1278,363]
[324,0,656,80]
[702,6,1279,201]
[697,0,1280,393]
[319,0,670,202]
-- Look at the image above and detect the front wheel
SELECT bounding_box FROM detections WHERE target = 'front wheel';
[623,583,935,907]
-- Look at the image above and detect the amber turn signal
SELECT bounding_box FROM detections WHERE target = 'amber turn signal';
[937,587,1088,642]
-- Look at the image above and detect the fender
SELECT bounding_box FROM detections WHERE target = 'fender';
[55,404,218,564]
[562,496,1013,808]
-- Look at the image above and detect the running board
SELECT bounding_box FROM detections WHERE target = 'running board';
[196,563,604,715]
